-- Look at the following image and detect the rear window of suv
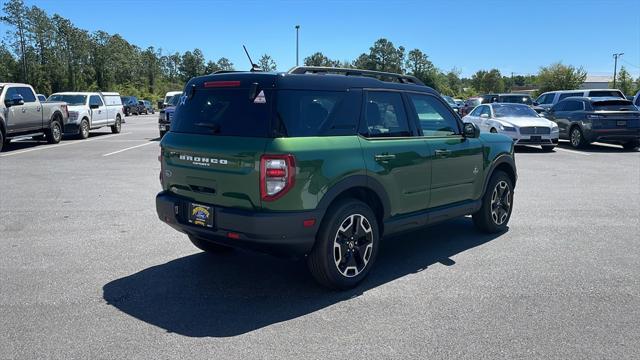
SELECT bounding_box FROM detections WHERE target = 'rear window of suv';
[588,90,624,98]
[171,88,272,137]
[171,88,361,138]
[592,100,636,111]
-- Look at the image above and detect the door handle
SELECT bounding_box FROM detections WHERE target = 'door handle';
[435,149,451,157]
[374,154,396,161]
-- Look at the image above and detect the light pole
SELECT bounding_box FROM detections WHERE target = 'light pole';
[613,53,624,88]
[295,25,300,66]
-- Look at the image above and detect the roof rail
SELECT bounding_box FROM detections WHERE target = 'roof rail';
[288,66,425,86]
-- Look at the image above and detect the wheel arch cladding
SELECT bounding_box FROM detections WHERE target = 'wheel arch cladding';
[483,155,517,194]
[316,175,390,231]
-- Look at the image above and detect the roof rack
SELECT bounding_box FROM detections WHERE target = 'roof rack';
[288,66,425,86]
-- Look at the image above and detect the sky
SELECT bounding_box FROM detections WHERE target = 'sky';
[2,0,639,78]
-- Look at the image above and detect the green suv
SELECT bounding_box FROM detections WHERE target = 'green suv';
[156,67,517,289]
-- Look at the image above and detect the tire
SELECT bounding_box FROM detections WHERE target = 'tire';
[110,116,121,134]
[0,131,4,152]
[473,170,514,234]
[622,141,639,151]
[188,235,233,253]
[124,109,130,116]
[159,130,166,138]
[307,199,380,290]
[45,119,62,144]
[78,118,90,139]
[569,126,587,149]
[490,128,497,133]
[541,145,555,152]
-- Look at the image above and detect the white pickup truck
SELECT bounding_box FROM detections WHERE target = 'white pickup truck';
[47,92,124,139]
[0,83,69,152]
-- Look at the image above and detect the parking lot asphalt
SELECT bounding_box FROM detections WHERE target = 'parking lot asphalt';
[1,114,639,359]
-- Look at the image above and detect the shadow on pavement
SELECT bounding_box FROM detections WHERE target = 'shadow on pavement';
[103,217,504,337]
[557,140,634,153]
[1,131,116,153]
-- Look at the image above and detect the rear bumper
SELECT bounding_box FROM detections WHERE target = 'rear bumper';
[156,191,320,256]
[585,129,640,143]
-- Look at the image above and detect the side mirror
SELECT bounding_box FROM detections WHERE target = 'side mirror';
[463,122,480,138]
[5,94,25,107]
[480,113,489,119]
[89,104,100,109]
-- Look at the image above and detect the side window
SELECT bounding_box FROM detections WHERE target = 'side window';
[558,92,583,101]
[479,105,491,117]
[16,87,36,102]
[469,106,482,117]
[364,91,411,137]
[89,95,104,107]
[408,93,459,137]
[553,101,565,111]
[564,100,583,111]
[4,87,19,101]
[635,96,640,107]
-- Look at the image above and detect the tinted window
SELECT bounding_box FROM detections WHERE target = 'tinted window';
[16,87,36,102]
[564,100,583,111]
[171,88,272,137]
[635,96,640,107]
[553,101,566,111]
[499,95,532,105]
[89,95,103,107]
[592,100,636,111]
[536,94,549,104]
[558,92,583,100]
[408,93,459,136]
[364,91,411,137]
[588,90,624,98]
[277,90,360,137]
[48,94,87,106]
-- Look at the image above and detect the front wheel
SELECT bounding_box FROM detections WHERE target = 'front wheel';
[570,127,587,149]
[111,117,121,134]
[46,119,62,144]
[188,235,233,253]
[473,170,513,233]
[78,118,90,139]
[307,199,379,290]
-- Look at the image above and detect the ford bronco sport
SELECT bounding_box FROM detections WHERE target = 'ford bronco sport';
[156,67,517,289]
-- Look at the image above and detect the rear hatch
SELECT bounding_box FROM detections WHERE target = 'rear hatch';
[589,100,640,130]
[160,75,277,210]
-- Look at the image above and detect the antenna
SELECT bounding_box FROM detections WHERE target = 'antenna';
[243,45,261,72]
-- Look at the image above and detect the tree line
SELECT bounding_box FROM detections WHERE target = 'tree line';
[1,0,638,101]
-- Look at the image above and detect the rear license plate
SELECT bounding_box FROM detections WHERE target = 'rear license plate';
[188,203,214,228]
[617,121,626,126]
[530,136,541,141]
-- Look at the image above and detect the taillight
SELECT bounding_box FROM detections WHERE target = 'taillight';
[260,154,295,201]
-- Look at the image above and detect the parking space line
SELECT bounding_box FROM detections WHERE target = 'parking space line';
[0,132,133,157]
[102,142,157,157]
[554,147,591,156]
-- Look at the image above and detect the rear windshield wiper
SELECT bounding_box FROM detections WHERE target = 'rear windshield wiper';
[194,122,221,134]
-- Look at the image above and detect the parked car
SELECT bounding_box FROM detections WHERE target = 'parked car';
[36,94,47,102]
[535,89,626,111]
[461,97,482,116]
[463,103,559,151]
[544,97,640,150]
[633,90,640,110]
[454,98,464,107]
[442,95,461,114]
[139,100,155,114]
[158,93,181,138]
[0,83,69,151]
[120,96,142,116]
[155,66,517,290]
[48,92,123,139]
[163,91,182,108]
